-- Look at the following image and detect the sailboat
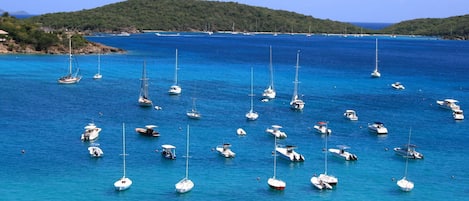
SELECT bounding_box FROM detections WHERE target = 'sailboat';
[397,128,415,192]
[267,136,286,190]
[371,38,381,78]
[246,67,258,121]
[93,52,102,79]
[311,135,337,190]
[58,37,82,84]
[114,123,132,191]
[262,46,276,100]
[290,50,305,110]
[138,61,153,107]
[168,49,182,95]
[187,97,201,119]
[175,125,194,193]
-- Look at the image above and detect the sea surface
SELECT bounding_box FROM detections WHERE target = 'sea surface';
[1,32,468,201]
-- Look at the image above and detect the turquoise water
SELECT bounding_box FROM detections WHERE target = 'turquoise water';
[1,33,468,200]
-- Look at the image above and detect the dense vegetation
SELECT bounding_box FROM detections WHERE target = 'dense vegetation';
[27,0,364,34]
[382,15,469,40]
[0,12,90,52]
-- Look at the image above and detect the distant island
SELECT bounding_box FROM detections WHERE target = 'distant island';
[1,0,467,54]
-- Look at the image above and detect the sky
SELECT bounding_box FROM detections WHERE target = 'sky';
[2,0,468,23]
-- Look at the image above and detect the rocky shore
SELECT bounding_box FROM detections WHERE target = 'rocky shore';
[0,40,125,54]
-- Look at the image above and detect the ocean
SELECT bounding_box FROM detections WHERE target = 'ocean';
[1,32,468,200]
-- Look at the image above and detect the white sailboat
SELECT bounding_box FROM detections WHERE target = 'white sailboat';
[175,125,194,193]
[138,61,153,107]
[187,98,201,119]
[397,128,415,192]
[246,67,258,121]
[114,123,132,191]
[371,38,381,78]
[311,135,337,190]
[267,136,286,190]
[93,52,102,79]
[168,49,182,95]
[58,37,82,84]
[262,46,276,100]
[290,50,305,110]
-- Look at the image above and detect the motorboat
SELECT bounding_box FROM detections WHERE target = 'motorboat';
[216,143,236,158]
[329,145,358,161]
[368,122,388,135]
[246,68,259,121]
[161,144,176,160]
[135,125,160,137]
[58,37,82,84]
[114,123,132,191]
[370,38,381,78]
[290,50,305,110]
[453,109,464,120]
[187,98,201,119]
[236,128,247,136]
[168,49,182,95]
[311,176,332,190]
[262,46,276,100]
[265,125,287,139]
[88,143,103,158]
[391,82,405,90]
[268,136,286,190]
[313,122,332,135]
[436,99,460,111]
[344,110,358,121]
[138,61,153,107]
[275,145,305,162]
[394,144,424,159]
[81,122,101,141]
[175,125,194,193]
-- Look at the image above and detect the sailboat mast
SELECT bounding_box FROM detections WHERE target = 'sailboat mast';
[97,51,101,74]
[68,37,72,74]
[122,123,126,178]
[273,136,277,178]
[185,125,190,179]
[141,61,149,98]
[269,46,274,89]
[292,50,300,99]
[174,49,179,85]
[375,39,379,72]
[250,67,254,111]
[325,135,328,175]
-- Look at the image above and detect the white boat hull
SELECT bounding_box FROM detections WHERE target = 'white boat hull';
[168,85,181,95]
[368,123,388,134]
[262,87,276,99]
[236,128,246,136]
[138,96,153,107]
[268,178,285,190]
[266,128,287,138]
[329,148,358,161]
[275,147,304,162]
[114,177,132,191]
[311,176,333,190]
[245,111,259,121]
[313,125,331,135]
[175,178,194,193]
[397,177,414,192]
[88,147,103,158]
[216,146,236,158]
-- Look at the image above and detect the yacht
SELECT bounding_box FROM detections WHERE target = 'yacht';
[265,125,287,138]
[453,109,464,120]
[245,67,258,121]
[58,37,82,84]
[394,144,424,159]
[344,110,358,121]
[368,122,388,135]
[81,122,101,141]
[236,128,247,136]
[391,82,405,90]
[216,143,236,158]
[290,50,305,110]
[370,38,381,78]
[135,125,160,137]
[313,122,332,135]
[275,145,305,162]
[436,99,460,111]
[168,49,182,95]
[262,46,276,99]
[161,144,176,159]
[328,145,358,161]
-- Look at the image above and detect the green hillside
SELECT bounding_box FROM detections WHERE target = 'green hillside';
[27,0,364,34]
[382,15,469,40]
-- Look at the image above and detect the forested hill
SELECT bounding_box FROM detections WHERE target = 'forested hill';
[381,15,469,40]
[26,0,363,34]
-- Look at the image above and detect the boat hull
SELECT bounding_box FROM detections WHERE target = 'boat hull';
[397,178,414,192]
[329,148,358,161]
[175,178,194,193]
[275,147,305,162]
[114,177,132,191]
[268,178,285,190]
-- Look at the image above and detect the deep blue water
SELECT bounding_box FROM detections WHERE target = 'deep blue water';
[1,33,468,200]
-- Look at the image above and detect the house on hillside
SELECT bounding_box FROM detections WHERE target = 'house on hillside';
[0,30,8,42]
